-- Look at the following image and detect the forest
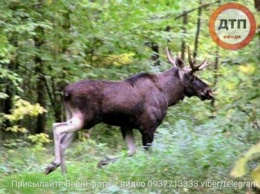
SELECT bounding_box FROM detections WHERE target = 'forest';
[0,0,259,193]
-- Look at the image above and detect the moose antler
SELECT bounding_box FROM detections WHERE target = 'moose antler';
[188,46,211,74]
[166,47,176,68]
[166,47,185,68]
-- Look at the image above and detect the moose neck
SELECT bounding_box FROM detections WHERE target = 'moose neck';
[158,68,186,107]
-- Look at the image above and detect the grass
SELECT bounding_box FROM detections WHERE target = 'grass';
[0,118,257,194]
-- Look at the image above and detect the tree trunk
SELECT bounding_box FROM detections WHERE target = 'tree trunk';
[181,12,188,60]
[193,0,202,58]
[34,27,46,134]
[255,0,260,11]
[150,43,160,66]
[2,82,12,129]
[211,0,221,110]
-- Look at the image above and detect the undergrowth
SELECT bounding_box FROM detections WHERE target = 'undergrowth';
[0,117,257,194]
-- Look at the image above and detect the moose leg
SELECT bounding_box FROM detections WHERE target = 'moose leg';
[141,131,154,150]
[60,132,76,173]
[121,127,136,156]
[139,109,161,151]
[45,122,67,174]
[97,127,136,168]
[45,116,83,175]
[59,108,75,173]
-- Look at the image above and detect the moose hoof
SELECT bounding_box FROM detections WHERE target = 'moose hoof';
[45,162,60,175]
[97,157,118,168]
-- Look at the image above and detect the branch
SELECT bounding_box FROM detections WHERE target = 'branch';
[174,0,220,20]
[18,64,36,75]
[17,64,56,109]
[239,107,260,130]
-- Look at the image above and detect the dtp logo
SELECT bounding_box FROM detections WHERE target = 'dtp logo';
[209,3,256,50]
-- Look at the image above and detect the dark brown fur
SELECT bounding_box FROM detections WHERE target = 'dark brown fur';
[64,66,213,147]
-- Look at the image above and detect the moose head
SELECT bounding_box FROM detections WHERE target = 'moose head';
[166,47,214,101]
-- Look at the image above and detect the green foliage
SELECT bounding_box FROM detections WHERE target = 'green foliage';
[3,97,46,134]
[27,133,51,151]
[0,67,23,99]
[3,138,29,149]
[230,142,260,188]
[5,125,27,133]
[0,0,259,193]
[4,97,47,122]
[0,118,249,194]
[93,53,135,67]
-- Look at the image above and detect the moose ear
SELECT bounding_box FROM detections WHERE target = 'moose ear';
[174,58,185,69]
[177,68,185,81]
[166,47,185,69]
[175,58,186,81]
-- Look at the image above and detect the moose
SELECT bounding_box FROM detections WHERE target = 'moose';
[45,47,214,174]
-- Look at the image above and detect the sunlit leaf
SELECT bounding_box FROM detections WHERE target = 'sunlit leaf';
[251,165,260,188]
[231,142,260,178]
[230,157,248,178]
